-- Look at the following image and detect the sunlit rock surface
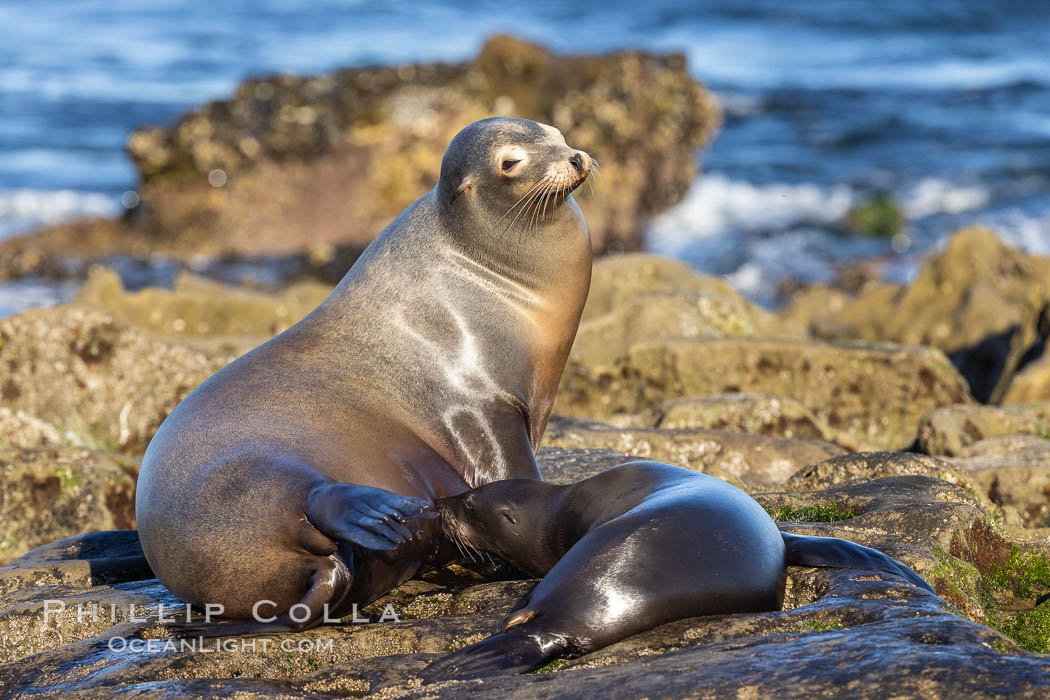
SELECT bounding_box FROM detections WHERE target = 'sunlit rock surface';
[3,448,1050,698]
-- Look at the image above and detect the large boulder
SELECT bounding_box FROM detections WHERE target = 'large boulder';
[790,228,1050,352]
[0,306,233,452]
[947,435,1050,529]
[558,254,968,452]
[558,337,971,452]
[1006,352,1050,404]
[918,403,1050,457]
[656,393,837,443]
[570,254,805,370]
[542,415,844,488]
[782,228,1050,403]
[75,266,330,346]
[0,36,721,277]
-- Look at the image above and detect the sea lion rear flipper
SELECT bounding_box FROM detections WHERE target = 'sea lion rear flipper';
[304,482,438,551]
[781,532,934,593]
[420,627,568,683]
[169,553,352,638]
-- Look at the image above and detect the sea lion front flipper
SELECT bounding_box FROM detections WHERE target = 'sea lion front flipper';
[420,627,569,683]
[781,532,934,593]
[304,482,438,551]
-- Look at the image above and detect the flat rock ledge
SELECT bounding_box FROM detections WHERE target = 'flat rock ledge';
[2,448,1050,698]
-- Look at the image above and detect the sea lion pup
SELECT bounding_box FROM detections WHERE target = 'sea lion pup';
[423,461,934,681]
[135,117,593,636]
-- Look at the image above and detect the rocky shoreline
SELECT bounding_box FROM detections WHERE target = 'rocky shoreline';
[2,229,1050,696]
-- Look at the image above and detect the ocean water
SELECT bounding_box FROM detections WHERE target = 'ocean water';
[2,0,1050,313]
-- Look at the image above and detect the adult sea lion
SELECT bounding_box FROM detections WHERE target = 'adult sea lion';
[424,461,934,681]
[135,117,594,634]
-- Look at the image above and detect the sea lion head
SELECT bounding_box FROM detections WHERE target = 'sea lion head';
[436,479,557,572]
[438,117,592,234]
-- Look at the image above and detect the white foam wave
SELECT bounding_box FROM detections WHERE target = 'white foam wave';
[713,90,763,117]
[901,178,990,219]
[974,210,1050,257]
[648,174,998,258]
[0,188,119,239]
[644,173,1009,306]
[646,174,855,256]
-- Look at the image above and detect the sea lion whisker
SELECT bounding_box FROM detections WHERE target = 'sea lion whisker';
[496,182,548,245]
[586,175,598,200]
[448,525,470,561]
[531,190,550,240]
[590,160,605,187]
[542,182,559,219]
[501,176,551,239]
[523,187,541,239]
[535,182,552,226]
[537,184,551,226]
[528,181,553,236]
[534,180,558,236]
[439,508,469,561]
[495,178,549,227]
[543,180,561,218]
[507,177,551,241]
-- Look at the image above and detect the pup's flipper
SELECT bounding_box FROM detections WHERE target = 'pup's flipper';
[421,627,568,683]
[782,532,934,593]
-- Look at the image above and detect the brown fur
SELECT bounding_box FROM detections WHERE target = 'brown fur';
[136,118,593,625]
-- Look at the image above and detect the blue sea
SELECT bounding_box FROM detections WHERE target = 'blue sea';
[2,0,1050,314]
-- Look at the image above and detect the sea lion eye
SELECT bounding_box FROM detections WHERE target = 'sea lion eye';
[501,159,521,173]
[500,509,517,525]
[463,494,475,510]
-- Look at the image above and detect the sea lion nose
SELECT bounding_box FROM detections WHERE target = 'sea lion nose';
[569,152,584,174]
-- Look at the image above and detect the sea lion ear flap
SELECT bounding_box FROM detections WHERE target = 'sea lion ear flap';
[450,176,475,203]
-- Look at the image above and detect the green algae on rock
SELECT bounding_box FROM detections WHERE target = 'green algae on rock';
[763,503,857,522]
[843,193,905,239]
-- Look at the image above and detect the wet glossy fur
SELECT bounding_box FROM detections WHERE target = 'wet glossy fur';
[425,461,934,681]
